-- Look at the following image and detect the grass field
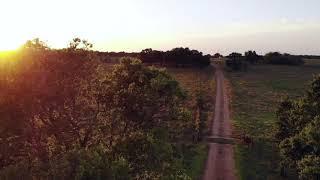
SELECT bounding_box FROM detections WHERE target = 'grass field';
[168,65,215,179]
[227,59,320,180]
[168,66,215,100]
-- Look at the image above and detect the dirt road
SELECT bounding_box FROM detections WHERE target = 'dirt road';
[202,64,236,180]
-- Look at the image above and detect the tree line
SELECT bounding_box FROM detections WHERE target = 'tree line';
[77,47,212,68]
[222,51,305,71]
[139,48,211,67]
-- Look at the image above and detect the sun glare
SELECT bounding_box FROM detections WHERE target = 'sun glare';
[0,39,22,51]
[0,50,17,64]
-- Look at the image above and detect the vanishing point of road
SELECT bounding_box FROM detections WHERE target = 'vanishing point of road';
[203,64,237,180]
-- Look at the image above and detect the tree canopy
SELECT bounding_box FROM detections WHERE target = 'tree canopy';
[0,39,200,179]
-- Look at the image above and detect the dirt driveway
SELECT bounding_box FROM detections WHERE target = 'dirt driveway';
[202,64,236,180]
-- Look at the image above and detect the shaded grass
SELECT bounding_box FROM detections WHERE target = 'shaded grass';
[228,62,320,180]
[185,143,209,179]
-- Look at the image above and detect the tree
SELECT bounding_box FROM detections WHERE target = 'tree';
[0,54,193,178]
[245,50,260,64]
[228,52,242,58]
[68,37,93,51]
[213,53,223,58]
[0,44,101,169]
[276,75,320,179]
[98,58,191,145]
[226,52,247,71]
[140,48,164,64]
[21,38,49,50]
[165,47,210,67]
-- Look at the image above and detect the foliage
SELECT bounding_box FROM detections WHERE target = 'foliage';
[194,89,212,141]
[0,38,200,179]
[140,47,211,67]
[0,147,130,180]
[298,155,320,180]
[68,37,93,51]
[213,53,223,58]
[264,52,305,66]
[98,58,191,144]
[21,38,49,50]
[276,75,320,179]
[244,50,261,64]
[226,52,248,71]
[140,48,165,64]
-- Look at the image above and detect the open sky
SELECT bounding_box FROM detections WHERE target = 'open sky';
[1,0,320,55]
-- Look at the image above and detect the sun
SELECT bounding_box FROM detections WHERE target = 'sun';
[0,28,28,51]
[0,39,22,51]
[0,36,20,63]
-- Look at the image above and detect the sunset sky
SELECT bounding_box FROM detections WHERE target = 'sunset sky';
[1,0,320,55]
